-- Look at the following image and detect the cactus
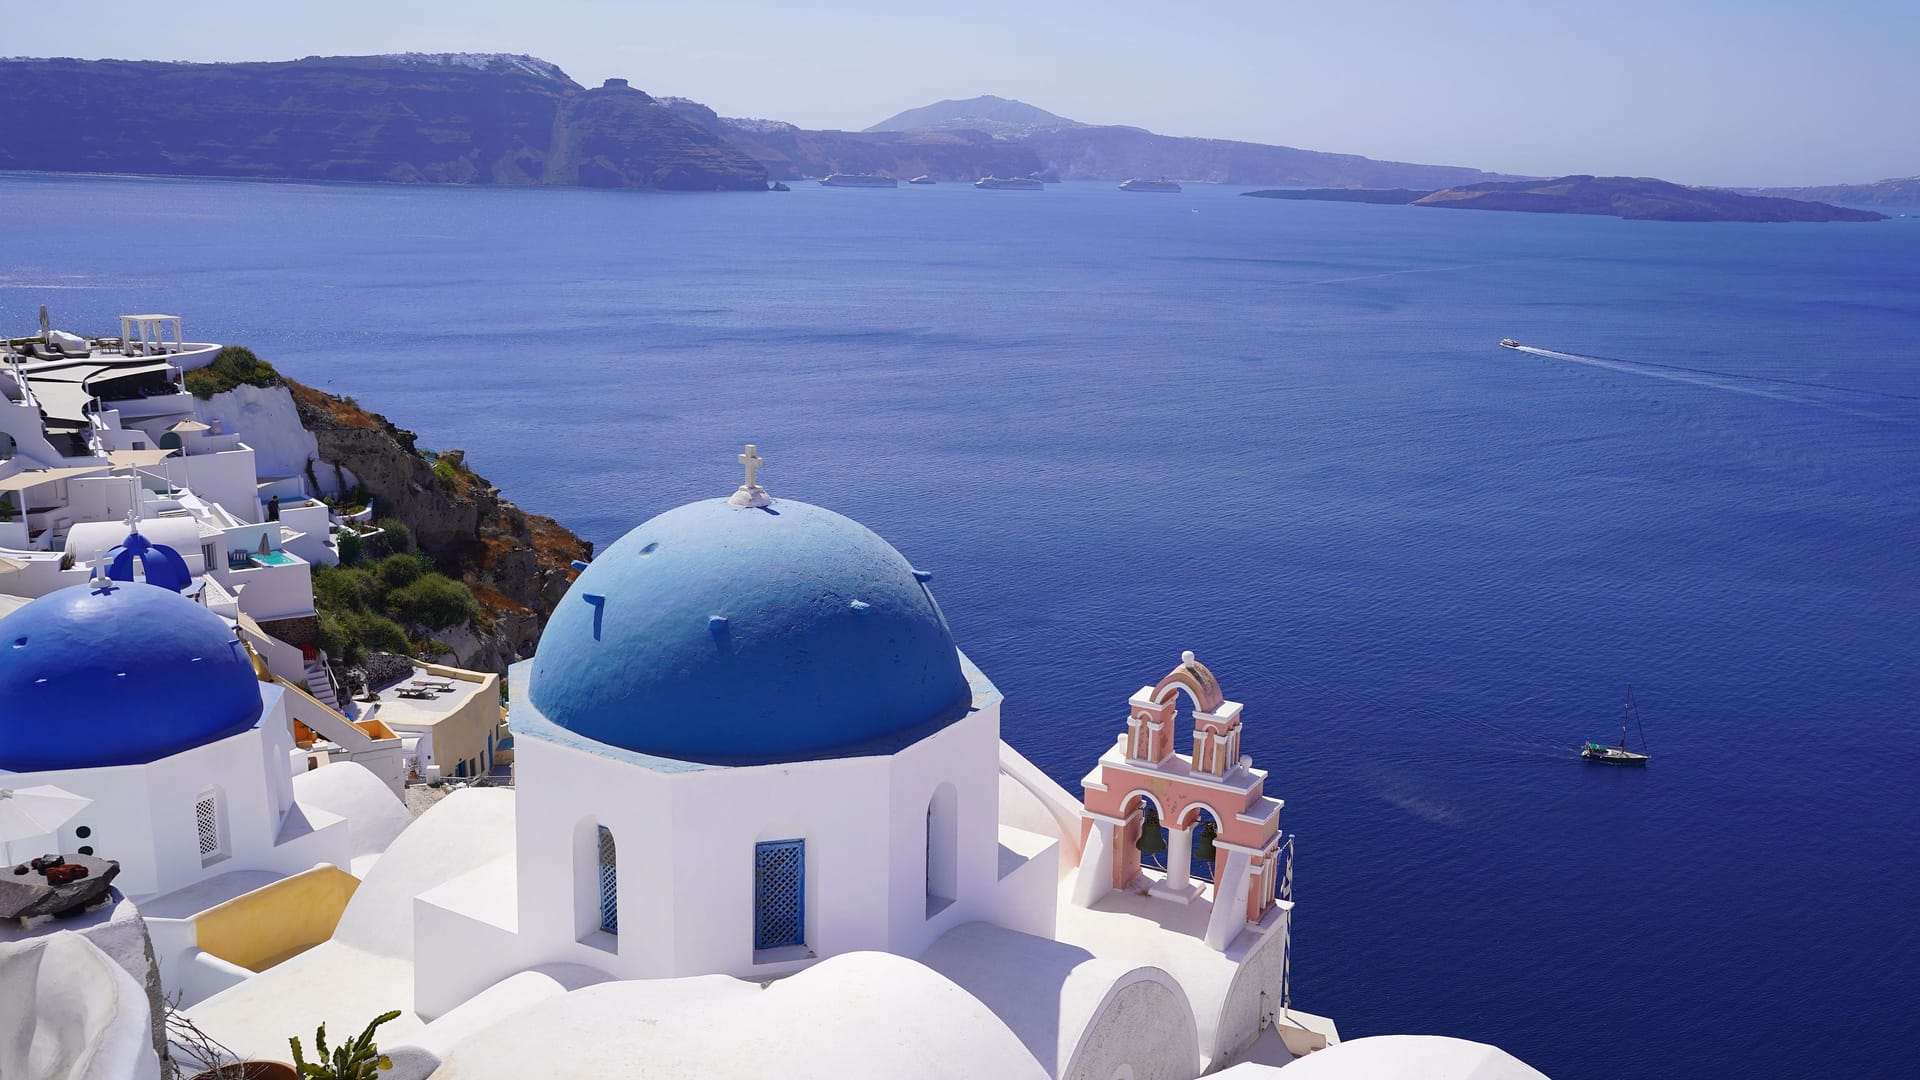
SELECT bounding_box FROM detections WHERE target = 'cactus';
[288,1011,398,1079]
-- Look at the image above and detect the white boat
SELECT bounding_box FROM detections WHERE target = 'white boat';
[908,176,936,185]
[819,174,899,189]
[975,176,1044,191]
[1500,339,1520,349]
[1120,178,1182,193]
[1581,685,1651,765]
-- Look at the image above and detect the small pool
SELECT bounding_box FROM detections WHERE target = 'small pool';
[251,551,298,566]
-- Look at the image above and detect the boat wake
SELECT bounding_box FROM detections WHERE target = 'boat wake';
[1510,344,1920,416]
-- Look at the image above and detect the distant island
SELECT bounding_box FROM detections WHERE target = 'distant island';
[1746,176,1920,208]
[1245,176,1887,223]
[0,58,1517,192]
[0,54,768,192]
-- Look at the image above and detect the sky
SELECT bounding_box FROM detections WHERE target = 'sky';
[6,0,1916,187]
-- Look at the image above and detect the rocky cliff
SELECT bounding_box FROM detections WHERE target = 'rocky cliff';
[0,54,766,191]
[286,378,589,672]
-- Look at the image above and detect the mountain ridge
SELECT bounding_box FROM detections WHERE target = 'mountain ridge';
[0,54,767,191]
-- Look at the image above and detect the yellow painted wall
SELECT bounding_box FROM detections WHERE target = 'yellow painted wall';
[194,865,360,972]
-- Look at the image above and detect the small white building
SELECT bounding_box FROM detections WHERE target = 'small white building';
[0,580,352,901]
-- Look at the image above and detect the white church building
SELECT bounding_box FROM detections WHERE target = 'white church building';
[0,448,1549,1080]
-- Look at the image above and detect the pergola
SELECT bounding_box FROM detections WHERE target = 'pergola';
[118,315,185,357]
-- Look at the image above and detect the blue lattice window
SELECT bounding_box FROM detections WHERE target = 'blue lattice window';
[597,826,618,935]
[754,839,805,950]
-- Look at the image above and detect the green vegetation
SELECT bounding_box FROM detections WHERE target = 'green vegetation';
[184,345,282,400]
[313,551,480,666]
[373,517,412,553]
[289,1010,399,1079]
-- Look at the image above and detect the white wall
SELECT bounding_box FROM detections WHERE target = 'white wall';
[193,384,357,499]
[489,695,1032,987]
[21,688,350,899]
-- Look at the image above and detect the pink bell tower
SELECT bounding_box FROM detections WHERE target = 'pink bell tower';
[1073,651,1290,952]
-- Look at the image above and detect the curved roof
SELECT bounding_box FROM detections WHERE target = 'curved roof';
[425,951,1050,1080]
[527,497,971,765]
[106,530,192,592]
[0,582,262,772]
[1219,1035,1552,1080]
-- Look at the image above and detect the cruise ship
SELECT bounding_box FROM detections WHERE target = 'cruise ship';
[1120,178,1183,193]
[819,174,899,188]
[975,176,1045,191]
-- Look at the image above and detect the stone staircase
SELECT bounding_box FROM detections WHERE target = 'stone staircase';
[302,657,343,713]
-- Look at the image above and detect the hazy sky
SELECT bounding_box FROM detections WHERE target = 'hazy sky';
[9,1,1916,186]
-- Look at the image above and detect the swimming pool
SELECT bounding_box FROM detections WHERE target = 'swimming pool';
[251,551,297,566]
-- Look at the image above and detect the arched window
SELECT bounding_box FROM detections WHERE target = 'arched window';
[926,783,958,917]
[754,839,805,952]
[193,787,227,866]
[596,826,618,935]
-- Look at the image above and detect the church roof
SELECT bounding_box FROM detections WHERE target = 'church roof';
[0,582,263,772]
[527,493,971,766]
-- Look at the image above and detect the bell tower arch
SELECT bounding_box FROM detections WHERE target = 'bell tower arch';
[1075,651,1288,953]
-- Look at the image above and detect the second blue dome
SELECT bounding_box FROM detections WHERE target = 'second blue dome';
[528,497,971,764]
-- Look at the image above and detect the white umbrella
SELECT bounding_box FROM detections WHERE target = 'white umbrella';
[0,785,93,865]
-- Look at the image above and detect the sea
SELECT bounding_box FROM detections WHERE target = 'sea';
[3,172,1917,1079]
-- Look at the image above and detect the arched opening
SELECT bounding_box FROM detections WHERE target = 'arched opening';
[158,431,182,451]
[1120,790,1170,880]
[1179,805,1223,887]
[926,782,958,918]
[595,826,618,935]
[193,786,228,867]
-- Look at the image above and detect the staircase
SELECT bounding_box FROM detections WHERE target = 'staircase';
[302,658,343,713]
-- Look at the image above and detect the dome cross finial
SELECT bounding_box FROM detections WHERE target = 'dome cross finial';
[728,443,771,508]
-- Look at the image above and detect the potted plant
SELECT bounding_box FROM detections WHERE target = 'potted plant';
[288,1011,399,1079]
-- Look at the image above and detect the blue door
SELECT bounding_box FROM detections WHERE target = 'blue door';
[754,839,805,949]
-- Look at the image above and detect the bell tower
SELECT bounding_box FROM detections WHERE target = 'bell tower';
[1073,652,1289,952]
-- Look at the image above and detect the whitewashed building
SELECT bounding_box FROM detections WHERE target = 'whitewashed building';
[2,448,1553,1080]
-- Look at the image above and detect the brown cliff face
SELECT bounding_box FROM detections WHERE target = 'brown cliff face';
[545,81,767,190]
[288,379,589,671]
[0,54,765,191]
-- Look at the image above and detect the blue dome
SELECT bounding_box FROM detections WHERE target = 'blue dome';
[0,582,264,772]
[106,530,193,592]
[529,498,971,765]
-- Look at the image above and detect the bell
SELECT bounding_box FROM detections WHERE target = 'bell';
[1194,821,1218,862]
[1135,806,1167,856]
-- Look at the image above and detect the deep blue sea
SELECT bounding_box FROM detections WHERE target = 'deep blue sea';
[4,173,1917,1079]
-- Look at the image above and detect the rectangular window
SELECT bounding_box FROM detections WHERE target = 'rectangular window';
[194,793,223,865]
[754,839,805,951]
[597,826,618,935]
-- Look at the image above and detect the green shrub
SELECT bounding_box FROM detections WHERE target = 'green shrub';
[313,565,380,613]
[377,552,427,589]
[336,531,363,565]
[385,573,480,630]
[346,610,412,656]
[184,345,281,400]
[372,516,413,555]
[317,611,361,666]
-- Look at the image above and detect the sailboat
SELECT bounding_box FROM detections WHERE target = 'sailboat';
[1582,684,1651,765]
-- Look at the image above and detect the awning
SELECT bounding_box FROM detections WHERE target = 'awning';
[167,418,211,433]
[0,465,111,492]
[107,448,179,469]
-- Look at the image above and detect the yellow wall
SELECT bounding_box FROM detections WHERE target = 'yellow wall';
[414,664,502,778]
[194,865,360,972]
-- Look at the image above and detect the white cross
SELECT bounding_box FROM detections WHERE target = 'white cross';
[739,444,765,489]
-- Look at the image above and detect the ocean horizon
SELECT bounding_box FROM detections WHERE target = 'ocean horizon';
[3,171,1916,1079]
